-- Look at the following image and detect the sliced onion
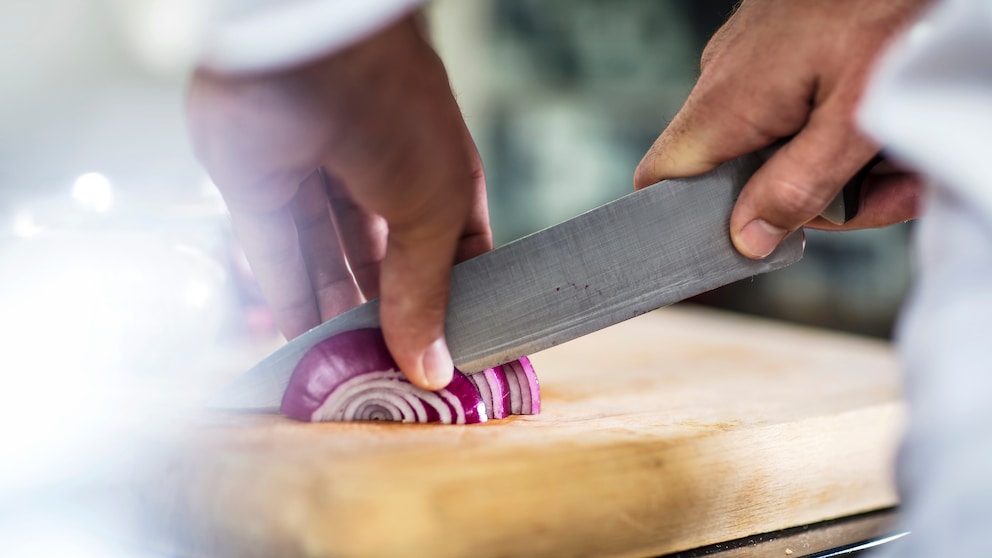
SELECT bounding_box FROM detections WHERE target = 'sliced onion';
[469,367,511,419]
[502,357,540,415]
[281,328,487,424]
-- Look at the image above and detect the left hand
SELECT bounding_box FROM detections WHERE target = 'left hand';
[188,17,491,390]
[634,0,930,259]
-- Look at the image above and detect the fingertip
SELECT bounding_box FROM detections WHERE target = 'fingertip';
[633,158,660,190]
[633,137,683,190]
[419,337,454,390]
[634,135,729,190]
[733,218,788,260]
[388,333,453,391]
[634,129,677,190]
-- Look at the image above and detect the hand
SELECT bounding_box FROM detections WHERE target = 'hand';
[188,16,491,390]
[634,0,929,259]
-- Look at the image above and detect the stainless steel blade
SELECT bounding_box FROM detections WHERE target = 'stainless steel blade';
[209,153,804,411]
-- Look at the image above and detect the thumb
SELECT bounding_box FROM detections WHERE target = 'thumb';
[729,119,877,259]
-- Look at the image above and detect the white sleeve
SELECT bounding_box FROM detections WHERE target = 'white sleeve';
[859,0,992,219]
[857,0,992,556]
[198,0,424,74]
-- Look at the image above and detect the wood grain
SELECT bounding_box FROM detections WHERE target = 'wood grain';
[137,306,904,558]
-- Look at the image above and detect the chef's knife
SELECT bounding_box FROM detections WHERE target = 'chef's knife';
[210,152,807,412]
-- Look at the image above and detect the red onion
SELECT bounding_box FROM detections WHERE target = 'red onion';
[503,357,540,415]
[280,328,487,424]
[468,366,511,419]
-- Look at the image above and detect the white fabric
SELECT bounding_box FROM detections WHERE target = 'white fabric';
[198,0,423,73]
[858,0,992,555]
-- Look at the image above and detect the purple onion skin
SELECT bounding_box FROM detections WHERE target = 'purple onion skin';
[281,328,395,421]
[280,328,487,424]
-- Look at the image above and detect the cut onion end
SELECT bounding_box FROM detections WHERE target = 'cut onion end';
[502,356,541,415]
[280,328,487,424]
[469,367,512,420]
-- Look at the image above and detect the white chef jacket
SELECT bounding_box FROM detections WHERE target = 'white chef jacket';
[859,0,992,555]
[194,0,992,554]
[198,0,423,73]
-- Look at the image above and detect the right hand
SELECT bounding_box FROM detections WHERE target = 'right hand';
[188,16,491,390]
[634,0,928,259]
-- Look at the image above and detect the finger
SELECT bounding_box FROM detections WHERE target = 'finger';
[633,63,810,190]
[339,134,473,391]
[369,127,490,390]
[454,131,493,263]
[291,170,363,322]
[378,208,464,391]
[730,118,879,258]
[323,169,387,301]
[806,171,923,230]
[317,17,478,390]
[228,205,319,340]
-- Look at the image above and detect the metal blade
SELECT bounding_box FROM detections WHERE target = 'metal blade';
[208,153,804,411]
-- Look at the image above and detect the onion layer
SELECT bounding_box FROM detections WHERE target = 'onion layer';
[467,358,539,418]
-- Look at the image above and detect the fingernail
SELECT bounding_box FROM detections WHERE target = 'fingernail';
[738,219,788,259]
[420,337,454,390]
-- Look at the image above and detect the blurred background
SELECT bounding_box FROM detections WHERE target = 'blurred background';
[0,0,912,555]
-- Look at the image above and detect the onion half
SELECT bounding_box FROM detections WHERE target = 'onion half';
[280,328,540,424]
[281,328,486,424]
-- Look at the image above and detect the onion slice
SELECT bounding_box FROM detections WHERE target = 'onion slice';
[502,357,541,415]
[468,367,512,419]
[280,328,487,424]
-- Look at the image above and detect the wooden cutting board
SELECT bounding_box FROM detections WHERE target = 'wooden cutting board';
[137,306,904,558]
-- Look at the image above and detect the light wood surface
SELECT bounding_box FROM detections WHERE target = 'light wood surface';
[138,306,904,558]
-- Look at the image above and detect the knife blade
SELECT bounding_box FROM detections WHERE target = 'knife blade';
[209,153,805,411]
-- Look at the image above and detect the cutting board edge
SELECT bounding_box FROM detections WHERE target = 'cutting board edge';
[138,401,904,558]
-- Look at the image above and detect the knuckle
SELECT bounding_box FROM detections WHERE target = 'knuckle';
[455,231,493,262]
[275,296,311,316]
[347,260,383,286]
[310,265,358,293]
[767,176,834,221]
[381,292,446,344]
[292,208,330,232]
[699,35,725,74]
[256,244,300,267]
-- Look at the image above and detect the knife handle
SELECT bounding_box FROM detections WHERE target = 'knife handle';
[756,143,884,226]
[819,153,884,225]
